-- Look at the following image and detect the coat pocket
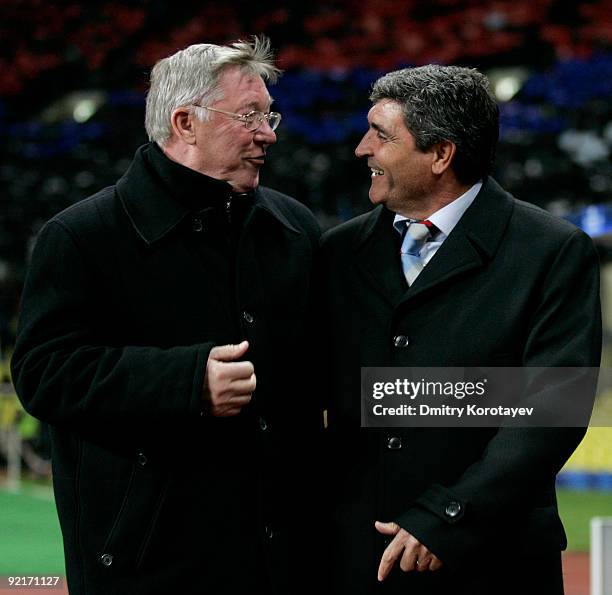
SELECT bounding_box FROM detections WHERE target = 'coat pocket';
[95,461,169,572]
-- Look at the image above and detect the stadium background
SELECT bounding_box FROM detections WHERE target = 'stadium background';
[1,0,612,593]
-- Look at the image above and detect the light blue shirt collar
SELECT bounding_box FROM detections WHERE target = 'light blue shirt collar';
[393,181,483,240]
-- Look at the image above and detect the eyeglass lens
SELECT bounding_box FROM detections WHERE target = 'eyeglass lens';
[245,112,281,132]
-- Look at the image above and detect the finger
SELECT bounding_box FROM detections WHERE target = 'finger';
[224,379,256,398]
[214,407,242,417]
[415,555,430,573]
[222,361,255,380]
[429,556,443,572]
[229,373,256,393]
[211,393,251,408]
[374,521,401,536]
[377,535,404,582]
[413,545,433,573]
[209,341,249,362]
[210,394,251,415]
[399,547,420,573]
[227,394,252,406]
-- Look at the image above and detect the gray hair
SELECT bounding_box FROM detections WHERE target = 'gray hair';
[145,35,281,145]
[370,65,499,184]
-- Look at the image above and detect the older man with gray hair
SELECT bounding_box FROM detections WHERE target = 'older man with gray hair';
[12,36,322,595]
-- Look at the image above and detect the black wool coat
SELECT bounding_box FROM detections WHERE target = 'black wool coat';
[12,143,323,595]
[317,177,601,595]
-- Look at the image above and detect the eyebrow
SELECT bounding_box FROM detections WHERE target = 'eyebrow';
[370,121,389,135]
[241,97,275,112]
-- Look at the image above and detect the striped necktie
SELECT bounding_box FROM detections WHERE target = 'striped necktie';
[399,220,435,286]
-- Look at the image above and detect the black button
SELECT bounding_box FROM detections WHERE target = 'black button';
[265,525,274,539]
[137,452,147,466]
[100,553,113,567]
[393,335,410,348]
[192,218,203,232]
[259,416,268,431]
[445,501,462,518]
[242,311,254,324]
[387,436,402,450]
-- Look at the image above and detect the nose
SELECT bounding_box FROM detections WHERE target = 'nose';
[254,120,277,145]
[355,133,371,158]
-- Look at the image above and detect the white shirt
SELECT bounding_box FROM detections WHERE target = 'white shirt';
[393,181,483,266]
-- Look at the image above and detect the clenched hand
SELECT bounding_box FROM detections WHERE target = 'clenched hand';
[203,341,256,417]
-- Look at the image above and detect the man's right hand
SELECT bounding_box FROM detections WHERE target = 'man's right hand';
[203,341,256,417]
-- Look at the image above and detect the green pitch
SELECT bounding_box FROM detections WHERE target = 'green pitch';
[557,488,612,551]
[0,485,64,574]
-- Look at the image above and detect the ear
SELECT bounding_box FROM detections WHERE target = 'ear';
[431,140,456,175]
[170,106,197,145]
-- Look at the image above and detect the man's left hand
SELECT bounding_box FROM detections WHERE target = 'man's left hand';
[375,521,443,581]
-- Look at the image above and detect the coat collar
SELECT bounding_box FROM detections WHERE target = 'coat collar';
[117,143,298,244]
[354,177,514,307]
[251,188,301,235]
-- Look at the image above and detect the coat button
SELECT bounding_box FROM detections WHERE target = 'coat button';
[100,553,114,567]
[445,501,462,518]
[242,311,254,324]
[137,451,147,466]
[192,218,203,232]
[265,525,274,539]
[387,436,402,450]
[259,416,268,431]
[393,335,410,348]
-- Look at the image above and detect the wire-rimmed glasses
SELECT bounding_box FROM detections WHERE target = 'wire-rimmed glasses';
[193,105,281,132]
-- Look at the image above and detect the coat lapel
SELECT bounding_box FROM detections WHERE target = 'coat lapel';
[354,206,407,308]
[401,223,484,302]
[235,189,307,318]
[400,177,515,303]
[349,178,515,308]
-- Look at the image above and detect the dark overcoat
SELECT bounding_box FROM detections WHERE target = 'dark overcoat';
[11,144,322,595]
[318,177,601,595]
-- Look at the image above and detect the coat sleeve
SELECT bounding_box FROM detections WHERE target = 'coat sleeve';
[394,229,602,569]
[11,220,214,445]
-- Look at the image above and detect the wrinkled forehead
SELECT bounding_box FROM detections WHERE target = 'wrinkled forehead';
[216,66,273,107]
[367,99,406,127]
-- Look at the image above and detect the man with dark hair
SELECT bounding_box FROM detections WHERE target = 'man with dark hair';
[12,36,321,595]
[319,65,601,594]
